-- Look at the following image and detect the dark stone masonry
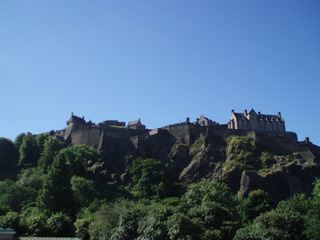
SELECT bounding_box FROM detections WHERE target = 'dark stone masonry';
[49,109,320,202]
[55,109,297,151]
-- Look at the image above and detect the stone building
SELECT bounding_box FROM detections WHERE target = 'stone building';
[228,109,285,132]
[100,120,125,127]
[194,115,219,126]
[66,113,86,126]
[127,119,146,130]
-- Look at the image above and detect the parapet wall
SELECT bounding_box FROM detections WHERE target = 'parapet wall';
[246,130,298,154]
[69,127,102,148]
[162,123,298,146]
[62,116,301,157]
[162,123,193,142]
[64,122,149,148]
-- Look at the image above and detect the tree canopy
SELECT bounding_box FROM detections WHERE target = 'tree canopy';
[0,138,19,170]
[0,133,319,239]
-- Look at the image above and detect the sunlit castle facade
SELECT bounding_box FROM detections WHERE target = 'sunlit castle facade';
[228,109,285,132]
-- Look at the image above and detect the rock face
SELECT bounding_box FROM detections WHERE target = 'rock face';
[238,163,320,202]
[52,117,320,202]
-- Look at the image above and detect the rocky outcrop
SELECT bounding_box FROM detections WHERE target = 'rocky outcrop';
[173,134,320,202]
[238,162,320,203]
[53,120,320,202]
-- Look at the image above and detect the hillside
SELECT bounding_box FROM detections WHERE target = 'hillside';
[1,112,320,239]
[50,112,320,202]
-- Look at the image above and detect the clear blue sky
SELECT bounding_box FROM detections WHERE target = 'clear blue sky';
[1,1,320,145]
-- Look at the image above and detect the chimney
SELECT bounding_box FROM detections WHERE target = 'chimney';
[244,109,248,116]
[305,137,310,144]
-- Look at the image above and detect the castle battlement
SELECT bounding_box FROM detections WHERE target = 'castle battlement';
[60,109,294,150]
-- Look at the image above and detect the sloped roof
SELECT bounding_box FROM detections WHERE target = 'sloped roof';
[128,119,140,126]
[232,110,284,122]
[198,115,219,125]
[0,227,15,237]
[257,114,284,122]
[68,113,86,125]
[232,112,248,120]
[199,115,209,120]
[0,228,14,232]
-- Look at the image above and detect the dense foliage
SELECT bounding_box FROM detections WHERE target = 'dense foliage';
[0,133,319,239]
[0,138,19,170]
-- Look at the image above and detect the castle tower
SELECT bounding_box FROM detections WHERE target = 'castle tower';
[64,113,87,141]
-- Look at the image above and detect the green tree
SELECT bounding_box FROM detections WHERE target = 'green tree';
[184,179,237,209]
[234,209,305,240]
[304,178,320,240]
[75,218,91,240]
[17,168,44,190]
[130,158,167,198]
[71,176,98,209]
[75,200,107,240]
[18,133,40,166]
[16,168,45,204]
[183,179,240,240]
[0,138,19,170]
[37,157,75,216]
[88,201,130,240]
[46,212,74,237]
[137,204,172,240]
[277,193,308,215]
[14,133,26,149]
[0,180,30,212]
[55,145,100,177]
[37,137,63,172]
[35,134,49,155]
[109,207,142,240]
[166,213,202,240]
[19,207,49,236]
[241,189,272,223]
[0,211,20,230]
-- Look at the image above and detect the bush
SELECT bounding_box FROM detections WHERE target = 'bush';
[130,158,167,198]
[47,212,74,237]
[234,209,305,240]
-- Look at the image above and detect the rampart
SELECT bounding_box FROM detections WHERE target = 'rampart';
[58,113,304,159]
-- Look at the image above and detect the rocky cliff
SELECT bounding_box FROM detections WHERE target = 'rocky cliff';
[52,117,320,202]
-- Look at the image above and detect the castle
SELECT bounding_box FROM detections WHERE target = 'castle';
[63,109,286,133]
[228,109,285,132]
[46,109,320,186]
[47,110,319,203]
[52,109,298,154]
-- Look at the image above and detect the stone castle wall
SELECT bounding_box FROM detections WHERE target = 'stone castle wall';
[59,113,303,161]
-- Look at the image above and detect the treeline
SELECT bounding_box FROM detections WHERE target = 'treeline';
[0,134,319,239]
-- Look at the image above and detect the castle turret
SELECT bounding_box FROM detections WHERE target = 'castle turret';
[128,118,146,130]
[67,113,86,126]
[64,113,87,141]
